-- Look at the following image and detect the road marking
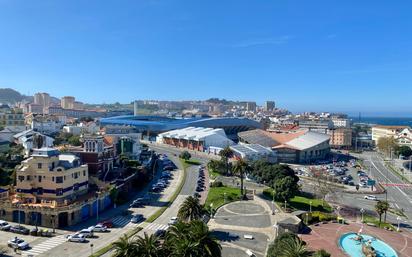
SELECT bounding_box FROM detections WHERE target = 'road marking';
[369,157,412,203]
[145,223,169,231]
[22,235,67,256]
[111,216,130,227]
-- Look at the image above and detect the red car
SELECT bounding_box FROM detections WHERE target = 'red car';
[100,220,113,228]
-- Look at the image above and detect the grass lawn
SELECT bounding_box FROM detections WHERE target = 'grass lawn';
[180,158,201,169]
[363,214,397,231]
[209,169,221,179]
[205,186,241,210]
[289,195,333,213]
[263,189,332,213]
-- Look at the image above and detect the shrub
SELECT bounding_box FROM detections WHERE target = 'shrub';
[210,181,223,187]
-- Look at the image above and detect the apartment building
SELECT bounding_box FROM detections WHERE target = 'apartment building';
[371,125,407,143]
[328,128,352,149]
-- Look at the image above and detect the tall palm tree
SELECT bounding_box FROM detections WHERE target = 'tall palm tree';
[233,158,249,196]
[278,236,312,257]
[135,233,161,257]
[380,200,389,223]
[177,196,203,222]
[112,234,138,257]
[189,220,222,257]
[165,221,222,257]
[375,200,386,227]
[218,146,233,175]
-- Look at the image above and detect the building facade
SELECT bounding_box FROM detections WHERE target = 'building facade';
[264,101,275,112]
[328,128,352,149]
[0,105,25,129]
[371,125,407,143]
[61,96,75,109]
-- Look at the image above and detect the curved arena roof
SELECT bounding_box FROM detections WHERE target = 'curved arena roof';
[100,115,263,135]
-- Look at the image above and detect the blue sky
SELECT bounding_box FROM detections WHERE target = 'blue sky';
[0,0,411,115]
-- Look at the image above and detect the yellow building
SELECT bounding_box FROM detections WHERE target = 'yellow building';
[16,148,89,203]
[0,105,25,128]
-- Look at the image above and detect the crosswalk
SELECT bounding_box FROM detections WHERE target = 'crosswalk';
[111,216,131,227]
[22,235,67,256]
[145,222,169,231]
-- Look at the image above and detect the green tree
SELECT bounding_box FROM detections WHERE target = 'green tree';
[177,196,203,222]
[179,151,191,161]
[377,136,398,157]
[313,249,331,257]
[232,158,249,196]
[267,232,298,257]
[375,200,387,227]
[277,236,312,257]
[380,200,389,223]
[273,176,300,202]
[112,235,138,257]
[396,145,412,158]
[219,146,233,175]
[207,159,226,175]
[68,135,81,146]
[165,221,221,257]
[135,233,161,257]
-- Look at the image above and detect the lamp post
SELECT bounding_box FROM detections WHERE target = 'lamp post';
[90,243,94,256]
[284,200,287,210]
[397,216,401,232]
[309,201,313,213]
[224,193,226,204]
[210,203,214,219]
[272,191,275,215]
[95,192,100,223]
[306,213,309,224]
[360,208,365,223]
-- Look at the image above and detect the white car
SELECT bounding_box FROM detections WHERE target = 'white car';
[89,224,107,232]
[67,233,86,243]
[364,195,377,201]
[0,220,11,231]
[7,237,29,249]
[168,217,178,225]
[78,228,94,238]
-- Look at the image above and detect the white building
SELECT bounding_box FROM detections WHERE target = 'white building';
[394,127,412,149]
[372,125,407,143]
[63,122,99,136]
[31,119,64,135]
[331,118,351,128]
[13,130,55,156]
[230,144,277,163]
[157,127,234,150]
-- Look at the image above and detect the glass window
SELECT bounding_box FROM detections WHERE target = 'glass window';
[37,163,42,169]
[56,177,63,183]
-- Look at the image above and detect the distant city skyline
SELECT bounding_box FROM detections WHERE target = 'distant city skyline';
[1,1,411,116]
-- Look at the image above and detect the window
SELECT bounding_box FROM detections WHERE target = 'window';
[18,176,24,182]
[56,176,63,184]
[38,176,42,183]
[52,177,54,182]
[37,163,42,169]
[83,170,86,176]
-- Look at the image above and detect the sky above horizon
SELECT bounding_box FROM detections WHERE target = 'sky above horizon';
[0,0,411,116]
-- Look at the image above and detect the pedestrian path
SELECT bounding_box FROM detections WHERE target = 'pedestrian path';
[144,222,169,231]
[22,235,67,256]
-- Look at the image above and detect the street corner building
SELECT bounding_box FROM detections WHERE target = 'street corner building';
[0,147,112,229]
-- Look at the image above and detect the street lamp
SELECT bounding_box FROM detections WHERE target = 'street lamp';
[272,191,275,215]
[223,192,226,204]
[210,203,214,219]
[309,201,313,213]
[397,216,401,232]
[284,200,287,210]
[90,243,94,256]
[95,192,101,223]
[360,208,365,223]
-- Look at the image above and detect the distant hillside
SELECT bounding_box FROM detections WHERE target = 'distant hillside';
[0,88,25,104]
[0,88,60,105]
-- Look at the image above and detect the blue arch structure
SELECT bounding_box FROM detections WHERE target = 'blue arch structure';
[100,115,262,138]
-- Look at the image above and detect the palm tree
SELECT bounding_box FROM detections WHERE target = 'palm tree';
[165,221,221,257]
[135,233,161,257]
[278,236,312,257]
[189,220,222,257]
[218,146,233,175]
[380,200,389,223]
[112,234,138,257]
[177,196,203,222]
[233,158,249,196]
[375,200,386,227]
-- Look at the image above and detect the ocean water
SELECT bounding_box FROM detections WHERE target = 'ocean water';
[350,117,412,126]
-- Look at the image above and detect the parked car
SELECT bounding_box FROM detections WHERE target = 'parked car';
[90,224,107,232]
[7,237,29,249]
[154,229,167,238]
[100,220,113,228]
[0,220,11,231]
[10,225,29,235]
[131,214,144,223]
[67,233,86,243]
[168,217,178,225]
[196,186,203,192]
[78,228,94,238]
[364,195,377,201]
[193,192,201,198]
